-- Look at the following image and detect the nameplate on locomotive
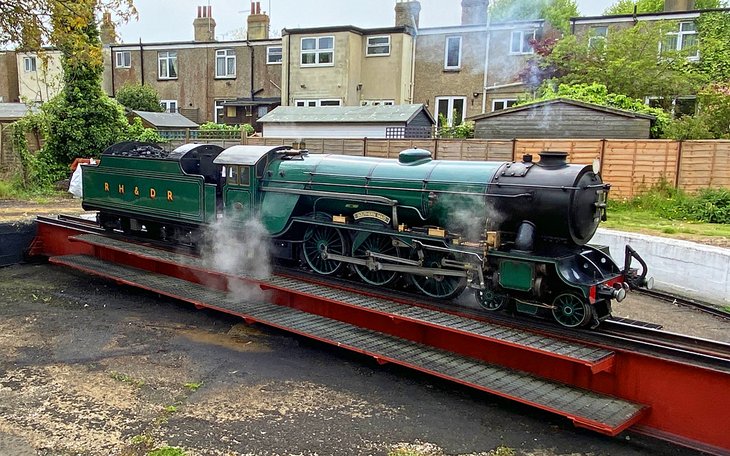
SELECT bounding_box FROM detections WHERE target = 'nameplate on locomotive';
[353,211,391,224]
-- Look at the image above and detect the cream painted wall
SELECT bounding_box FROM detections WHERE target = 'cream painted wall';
[16,51,63,103]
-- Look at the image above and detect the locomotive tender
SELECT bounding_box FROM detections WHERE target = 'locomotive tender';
[82,142,651,328]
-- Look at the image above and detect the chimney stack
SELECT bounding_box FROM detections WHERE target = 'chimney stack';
[193,5,216,42]
[663,0,695,11]
[247,1,270,40]
[100,12,116,46]
[395,1,421,29]
[461,0,489,25]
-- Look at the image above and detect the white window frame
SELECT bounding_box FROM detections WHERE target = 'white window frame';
[588,26,608,50]
[160,100,178,113]
[267,46,282,64]
[294,99,342,107]
[444,36,462,70]
[662,21,699,60]
[361,100,395,106]
[435,96,467,127]
[366,35,391,57]
[300,36,335,67]
[158,51,178,80]
[214,99,234,123]
[510,29,536,55]
[115,51,131,68]
[491,99,517,111]
[23,56,37,72]
[215,49,236,78]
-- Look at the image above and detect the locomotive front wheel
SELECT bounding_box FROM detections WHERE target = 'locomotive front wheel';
[476,289,509,311]
[303,225,347,275]
[352,233,399,286]
[551,293,592,328]
[409,251,466,300]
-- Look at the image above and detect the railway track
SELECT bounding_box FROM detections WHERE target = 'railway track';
[637,288,730,320]
[37,215,730,369]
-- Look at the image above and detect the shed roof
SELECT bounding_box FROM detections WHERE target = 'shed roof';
[258,104,435,125]
[131,110,199,128]
[468,98,656,122]
[0,103,37,121]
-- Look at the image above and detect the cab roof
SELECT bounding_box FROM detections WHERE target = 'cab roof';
[213,145,291,165]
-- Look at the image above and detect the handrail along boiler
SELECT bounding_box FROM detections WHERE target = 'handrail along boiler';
[81,142,652,328]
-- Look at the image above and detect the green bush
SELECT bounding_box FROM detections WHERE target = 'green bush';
[115,83,164,112]
[611,180,730,224]
[199,121,254,136]
[682,188,730,224]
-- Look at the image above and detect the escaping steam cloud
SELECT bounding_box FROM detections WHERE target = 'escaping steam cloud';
[199,217,272,303]
[440,189,507,242]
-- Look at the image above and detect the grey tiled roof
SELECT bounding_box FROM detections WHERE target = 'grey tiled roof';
[132,110,199,128]
[258,104,434,124]
[0,103,37,121]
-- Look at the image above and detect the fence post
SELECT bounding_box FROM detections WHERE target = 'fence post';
[599,139,606,175]
[434,138,439,160]
[511,138,517,161]
[363,137,368,157]
[674,140,683,190]
[184,128,190,143]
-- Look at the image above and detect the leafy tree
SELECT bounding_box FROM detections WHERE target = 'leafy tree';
[694,11,730,81]
[116,83,164,112]
[604,0,727,15]
[517,82,671,136]
[0,0,136,47]
[42,0,134,166]
[489,0,579,33]
[533,21,707,102]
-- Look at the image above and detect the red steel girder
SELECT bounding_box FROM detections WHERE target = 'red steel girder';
[33,219,730,455]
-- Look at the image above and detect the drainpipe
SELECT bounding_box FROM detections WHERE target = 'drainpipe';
[248,40,254,100]
[139,41,145,86]
[409,29,417,104]
[111,45,116,96]
[481,12,491,114]
[285,32,291,105]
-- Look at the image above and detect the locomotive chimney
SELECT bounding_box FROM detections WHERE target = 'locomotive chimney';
[247,1,271,40]
[193,5,216,42]
[461,0,489,25]
[395,1,421,29]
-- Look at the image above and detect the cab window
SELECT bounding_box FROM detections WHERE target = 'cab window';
[239,165,251,186]
[228,166,238,184]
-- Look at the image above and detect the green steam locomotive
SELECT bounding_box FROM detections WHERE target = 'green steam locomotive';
[82,142,651,328]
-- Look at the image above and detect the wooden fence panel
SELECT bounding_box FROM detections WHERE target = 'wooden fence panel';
[365,139,437,158]
[513,139,603,165]
[600,140,679,199]
[157,133,730,197]
[679,141,730,193]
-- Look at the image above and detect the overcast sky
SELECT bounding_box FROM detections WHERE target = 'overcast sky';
[116,0,616,44]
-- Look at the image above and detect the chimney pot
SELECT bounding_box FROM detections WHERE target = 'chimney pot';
[395,1,421,29]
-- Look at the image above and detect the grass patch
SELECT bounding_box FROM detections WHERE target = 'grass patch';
[183,381,203,392]
[110,371,145,388]
[147,447,188,456]
[606,182,730,240]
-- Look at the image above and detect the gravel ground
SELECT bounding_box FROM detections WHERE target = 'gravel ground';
[0,264,704,456]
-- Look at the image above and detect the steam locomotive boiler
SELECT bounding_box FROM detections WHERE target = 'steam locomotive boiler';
[82,142,651,328]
